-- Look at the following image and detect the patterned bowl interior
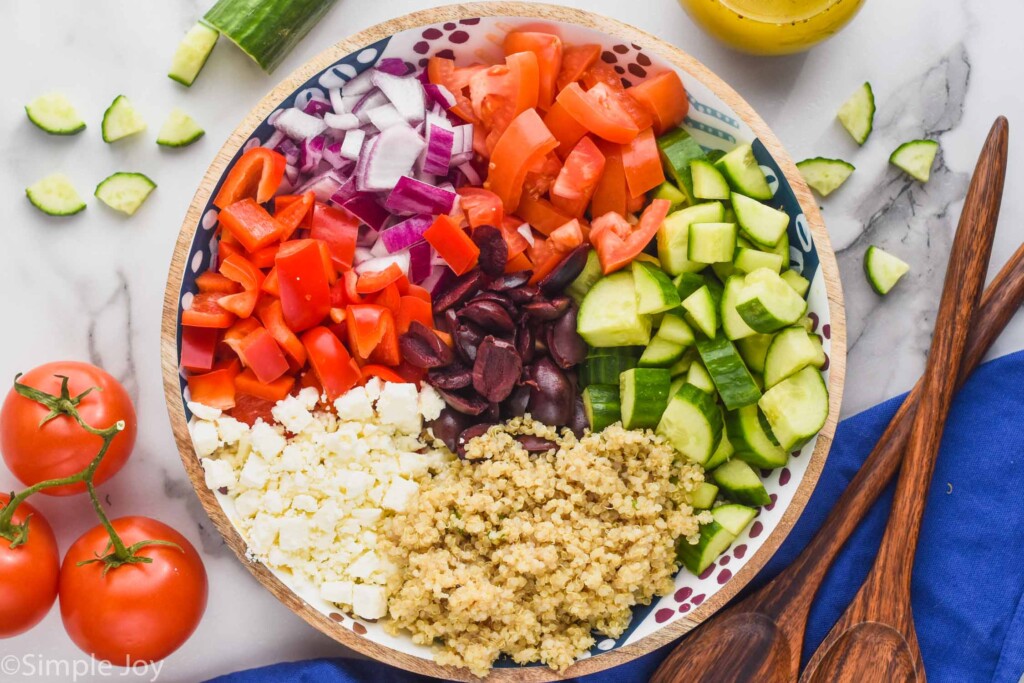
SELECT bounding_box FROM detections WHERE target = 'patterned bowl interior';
[175,14,833,670]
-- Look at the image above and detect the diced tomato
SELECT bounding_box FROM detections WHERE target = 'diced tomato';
[396,296,434,334]
[529,219,585,284]
[234,369,295,403]
[499,216,531,259]
[276,239,331,332]
[346,305,389,360]
[180,327,220,372]
[219,199,284,253]
[187,368,237,410]
[356,263,404,294]
[237,326,289,384]
[182,292,236,329]
[628,71,689,135]
[470,51,540,150]
[261,267,281,297]
[582,61,624,92]
[555,82,640,144]
[301,327,361,401]
[256,299,307,365]
[310,203,359,271]
[551,136,606,217]
[213,147,286,209]
[622,126,665,198]
[516,194,573,236]
[504,31,563,110]
[195,271,240,295]
[543,100,588,159]
[357,365,407,385]
[457,188,504,228]
[273,191,315,241]
[427,57,477,123]
[591,139,630,218]
[627,191,647,214]
[228,394,277,427]
[524,153,562,199]
[370,282,402,314]
[557,44,601,91]
[591,198,671,274]
[424,215,480,276]
[485,109,558,212]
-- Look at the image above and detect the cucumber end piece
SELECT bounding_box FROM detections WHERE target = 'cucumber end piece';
[25,93,86,135]
[101,95,147,143]
[94,172,157,216]
[837,82,875,145]
[796,157,855,197]
[864,245,910,295]
[157,108,206,147]
[889,140,940,183]
[168,22,220,87]
[26,173,86,216]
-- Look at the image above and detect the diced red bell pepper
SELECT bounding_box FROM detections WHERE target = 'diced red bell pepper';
[234,369,295,402]
[370,282,402,314]
[249,244,280,269]
[187,368,237,410]
[357,365,407,385]
[217,238,243,268]
[213,147,287,209]
[256,299,307,365]
[219,198,284,253]
[218,253,265,319]
[424,215,479,276]
[356,263,404,294]
[346,304,389,360]
[343,270,364,304]
[311,203,359,271]
[180,327,220,372]
[261,267,281,297]
[196,271,241,295]
[301,327,362,401]
[222,318,262,363]
[505,252,533,273]
[237,326,290,384]
[396,296,434,335]
[276,239,332,332]
[406,284,431,303]
[368,312,400,366]
[273,191,315,241]
[182,292,236,329]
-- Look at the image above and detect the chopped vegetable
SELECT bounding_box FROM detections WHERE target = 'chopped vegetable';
[26,173,86,216]
[157,108,205,147]
[837,82,875,145]
[94,173,156,216]
[424,215,479,275]
[889,139,939,182]
[864,245,910,295]
[168,22,219,86]
[101,95,146,143]
[25,93,85,135]
[797,157,854,196]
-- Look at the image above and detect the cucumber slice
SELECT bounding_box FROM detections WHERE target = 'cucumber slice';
[769,230,790,270]
[25,93,85,135]
[726,405,788,468]
[674,272,707,302]
[669,348,698,377]
[25,173,86,216]
[808,334,826,368]
[657,383,723,464]
[688,222,737,264]
[712,503,757,536]
[691,159,731,200]
[711,261,736,282]
[677,521,735,575]
[581,348,640,387]
[864,245,910,295]
[797,157,855,197]
[696,334,762,410]
[712,459,771,506]
[764,327,820,388]
[736,333,773,374]
[686,361,716,394]
[657,202,725,275]
[578,272,653,346]
[736,268,808,334]
[101,95,146,143]
[758,366,829,451]
[836,82,875,145]
[734,247,784,274]
[567,249,602,304]
[780,269,810,297]
[704,430,734,470]
[681,285,718,338]
[669,375,687,399]
[168,21,220,86]
[632,261,682,314]
[157,108,205,147]
[657,313,696,347]
[620,368,671,429]
[720,275,757,341]
[715,144,772,200]
[890,140,939,183]
[639,338,686,368]
[651,181,688,211]
[583,384,621,432]
[94,172,156,216]
[731,193,790,248]
[686,482,720,510]
[657,127,707,202]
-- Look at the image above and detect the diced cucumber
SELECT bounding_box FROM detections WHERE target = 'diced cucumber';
[686,361,716,394]
[712,503,758,536]
[797,157,855,197]
[669,348,698,377]
[720,275,756,341]
[704,430,734,470]
[726,405,788,468]
[715,143,772,200]
[101,95,147,143]
[731,193,790,248]
[758,366,829,451]
[25,173,86,216]
[657,313,696,347]
[712,459,771,506]
[583,385,621,432]
[632,261,682,314]
[696,334,761,410]
[677,521,735,575]
[686,482,720,510]
[651,181,688,211]
[691,159,731,200]
[669,375,686,399]
[578,272,653,346]
[711,261,736,282]
[157,108,205,147]
[764,327,820,388]
[688,222,737,264]
[736,333,773,374]
[658,202,725,275]
[769,231,790,270]
[94,172,157,216]
[168,21,220,86]
[567,249,602,304]
[674,272,707,302]
[864,245,910,295]
[620,368,671,430]
[890,140,939,183]
[581,349,639,387]
[682,285,718,338]
[657,383,723,464]
[25,93,85,135]
[734,248,784,274]
[808,334,826,368]
[780,269,810,297]
[837,82,875,145]
[736,268,808,334]
[639,338,686,368]
[657,127,707,202]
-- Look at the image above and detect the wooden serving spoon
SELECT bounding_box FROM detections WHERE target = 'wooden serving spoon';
[650,116,1011,683]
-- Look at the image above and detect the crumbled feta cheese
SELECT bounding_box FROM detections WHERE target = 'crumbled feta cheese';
[381,477,419,512]
[202,458,235,490]
[292,494,318,513]
[347,551,381,580]
[188,401,222,421]
[320,580,355,605]
[272,393,316,434]
[277,517,311,551]
[239,455,270,489]
[418,385,446,421]
[334,386,374,421]
[363,377,382,402]
[251,422,286,459]
[216,417,247,445]
[352,584,388,619]
[377,382,421,433]
[190,421,222,457]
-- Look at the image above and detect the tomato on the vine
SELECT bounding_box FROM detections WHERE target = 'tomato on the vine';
[1,361,137,496]
[0,494,60,638]
[60,517,208,664]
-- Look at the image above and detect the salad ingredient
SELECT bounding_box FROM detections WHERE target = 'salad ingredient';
[758,366,830,450]
[889,139,940,182]
[25,173,86,216]
[658,127,706,202]
[657,202,725,275]
[582,384,621,431]
[711,458,771,506]
[25,92,86,135]
[715,143,773,200]
[591,198,672,274]
[677,517,734,575]
[864,245,911,295]
[60,517,207,663]
[726,405,788,468]
[781,269,810,297]
[101,95,146,143]
[836,82,875,145]
[763,326,822,388]
[504,31,563,109]
[423,215,479,275]
[735,268,808,333]
[157,108,205,147]
[688,221,738,264]
[731,193,789,247]
[797,157,854,196]
[619,367,670,429]
[203,0,339,73]
[690,159,731,201]
[213,146,286,209]
[696,334,762,410]
[633,261,681,314]
[94,172,156,216]
[0,495,60,638]
[657,383,724,465]
[1,363,137,496]
[681,285,718,338]
[556,82,640,144]
[577,271,652,346]
[485,109,558,211]
[168,22,220,86]
[628,70,689,135]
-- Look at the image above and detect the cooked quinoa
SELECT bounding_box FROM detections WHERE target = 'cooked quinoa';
[381,418,711,676]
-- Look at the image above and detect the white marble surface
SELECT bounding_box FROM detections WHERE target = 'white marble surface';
[2,0,1023,681]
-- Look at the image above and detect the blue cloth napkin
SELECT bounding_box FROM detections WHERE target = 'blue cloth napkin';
[209,350,1024,683]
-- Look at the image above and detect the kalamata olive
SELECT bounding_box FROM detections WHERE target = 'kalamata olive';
[434,386,489,415]
[433,269,487,311]
[515,435,558,453]
[471,225,508,277]
[427,363,473,390]
[399,322,454,368]
[456,422,497,459]
[472,336,522,403]
[508,285,540,304]
[470,290,515,314]
[427,408,473,452]
[515,321,535,364]
[488,270,533,291]
[459,300,516,334]
[523,296,571,322]
[453,321,484,364]
[547,305,588,369]
[528,357,574,425]
[538,245,591,296]
[503,385,532,418]
[569,395,589,438]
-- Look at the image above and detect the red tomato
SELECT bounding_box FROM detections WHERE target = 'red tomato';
[628,71,690,135]
[557,44,601,91]
[621,126,666,198]
[504,31,563,109]
[0,495,60,637]
[591,198,672,274]
[427,57,478,123]
[551,136,606,217]
[591,139,630,217]
[485,109,558,212]
[60,517,207,664]
[1,363,137,496]
[556,82,641,144]
[457,188,504,228]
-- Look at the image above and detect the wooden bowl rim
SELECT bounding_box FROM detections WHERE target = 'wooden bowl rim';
[160,3,846,680]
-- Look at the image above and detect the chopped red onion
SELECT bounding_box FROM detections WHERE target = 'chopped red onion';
[341,68,376,96]
[275,107,327,141]
[354,251,411,276]
[356,125,425,192]
[422,123,455,175]
[340,93,363,113]
[342,193,390,231]
[380,215,433,252]
[295,169,344,202]
[371,70,426,124]
[369,238,390,258]
[353,90,388,123]
[276,138,301,166]
[356,225,379,247]
[299,135,326,173]
[329,177,358,205]
[423,83,456,109]
[263,129,286,150]
[323,141,346,169]
[451,125,475,166]
[384,176,456,215]
[324,112,361,130]
[408,241,434,282]
[353,247,375,265]
[339,129,366,161]
[376,58,411,76]
[365,104,408,131]
[422,265,454,294]
[457,161,482,186]
[304,99,332,117]
[328,87,344,114]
